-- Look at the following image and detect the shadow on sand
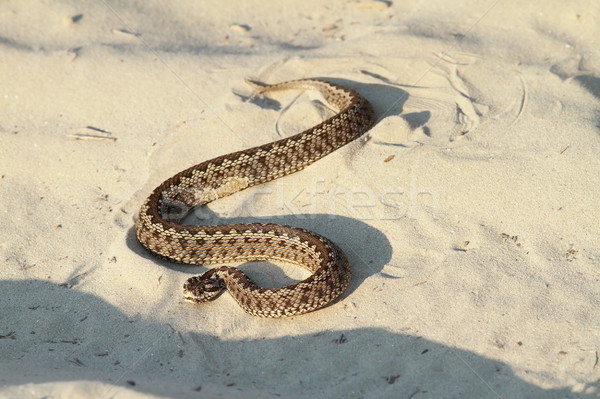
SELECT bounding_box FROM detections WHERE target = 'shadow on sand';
[1,278,597,398]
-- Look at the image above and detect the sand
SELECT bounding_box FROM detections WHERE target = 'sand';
[1,0,599,398]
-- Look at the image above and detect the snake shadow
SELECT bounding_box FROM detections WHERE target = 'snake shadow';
[2,278,598,398]
[239,75,426,150]
[316,76,409,119]
[127,211,392,300]
[240,75,411,122]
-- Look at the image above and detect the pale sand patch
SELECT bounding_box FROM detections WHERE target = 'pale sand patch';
[1,1,599,398]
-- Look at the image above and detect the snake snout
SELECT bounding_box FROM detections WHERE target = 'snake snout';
[183,275,225,303]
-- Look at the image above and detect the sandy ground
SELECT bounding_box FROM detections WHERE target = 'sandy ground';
[1,0,600,398]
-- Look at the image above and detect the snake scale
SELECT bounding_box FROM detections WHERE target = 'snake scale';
[135,78,375,317]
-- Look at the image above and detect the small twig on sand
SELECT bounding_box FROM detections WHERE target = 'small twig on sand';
[68,134,117,142]
[68,126,117,142]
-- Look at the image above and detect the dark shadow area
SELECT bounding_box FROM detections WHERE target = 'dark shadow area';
[315,77,409,120]
[156,41,321,56]
[1,279,597,398]
[575,75,600,101]
[0,36,33,51]
[574,75,600,132]
[573,75,600,131]
[403,110,432,132]
[232,89,284,111]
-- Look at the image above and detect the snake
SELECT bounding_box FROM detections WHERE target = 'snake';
[135,78,375,317]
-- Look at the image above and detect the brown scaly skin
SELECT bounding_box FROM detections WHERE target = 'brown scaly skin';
[136,78,375,317]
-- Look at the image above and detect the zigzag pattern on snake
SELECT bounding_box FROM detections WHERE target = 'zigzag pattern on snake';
[135,78,375,317]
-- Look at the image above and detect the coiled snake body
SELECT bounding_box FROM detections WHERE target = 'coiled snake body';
[136,79,375,317]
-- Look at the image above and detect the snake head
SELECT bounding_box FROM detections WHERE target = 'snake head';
[183,275,225,303]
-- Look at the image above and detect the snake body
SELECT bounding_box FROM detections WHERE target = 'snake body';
[135,78,375,317]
